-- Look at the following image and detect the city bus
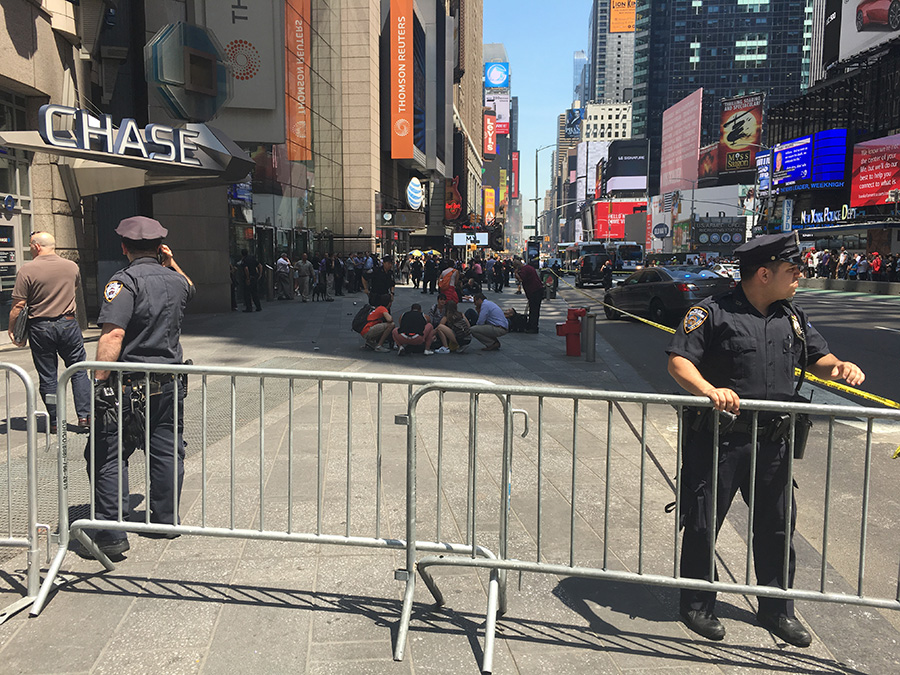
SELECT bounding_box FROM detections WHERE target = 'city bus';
[608,242,644,271]
[562,241,643,271]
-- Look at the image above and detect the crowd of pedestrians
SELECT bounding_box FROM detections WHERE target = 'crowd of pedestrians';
[801,246,900,282]
[231,248,545,355]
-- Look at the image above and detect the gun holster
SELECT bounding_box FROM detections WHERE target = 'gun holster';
[763,408,812,459]
[689,407,738,436]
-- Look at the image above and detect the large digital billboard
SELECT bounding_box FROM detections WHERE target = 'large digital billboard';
[717,93,764,175]
[826,0,900,68]
[484,62,510,88]
[593,200,645,240]
[851,132,900,206]
[771,129,849,193]
[606,139,648,192]
[660,88,703,195]
[610,0,636,33]
[772,136,812,188]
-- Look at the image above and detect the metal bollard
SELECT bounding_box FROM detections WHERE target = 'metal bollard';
[583,313,596,362]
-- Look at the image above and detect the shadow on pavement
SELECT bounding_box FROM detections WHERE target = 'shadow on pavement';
[44,571,865,674]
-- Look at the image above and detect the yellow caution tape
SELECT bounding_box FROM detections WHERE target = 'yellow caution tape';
[549,270,900,413]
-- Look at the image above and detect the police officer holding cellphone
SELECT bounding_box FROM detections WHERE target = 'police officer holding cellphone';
[86,216,194,557]
[666,232,864,647]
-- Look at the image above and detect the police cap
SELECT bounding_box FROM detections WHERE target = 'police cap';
[734,232,802,267]
[115,216,168,240]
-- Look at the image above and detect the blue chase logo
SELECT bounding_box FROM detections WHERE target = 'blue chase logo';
[406,177,424,210]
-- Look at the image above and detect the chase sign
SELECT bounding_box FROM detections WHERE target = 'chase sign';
[39,105,203,167]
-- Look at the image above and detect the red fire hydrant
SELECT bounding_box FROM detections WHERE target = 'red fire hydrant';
[556,307,587,357]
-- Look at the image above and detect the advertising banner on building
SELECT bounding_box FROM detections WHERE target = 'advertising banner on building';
[484,62,510,88]
[485,93,510,135]
[593,200,644,240]
[698,143,718,180]
[499,169,508,205]
[484,187,496,226]
[565,108,586,139]
[822,0,842,69]
[660,89,703,195]
[576,141,611,209]
[606,139,648,192]
[483,110,497,157]
[511,151,520,198]
[207,0,278,110]
[851,132,900,206]
[390,0,415,159]
[757,151,771,195]
[610,0,636,33]
[717,93,764,175]
[833,0,900,66]
[692,217,746,252]
[285,0,312,161]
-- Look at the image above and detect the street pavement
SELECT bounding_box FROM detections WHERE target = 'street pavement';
[0,282,896,674]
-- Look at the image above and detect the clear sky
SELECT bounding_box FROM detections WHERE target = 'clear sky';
[483,0,594,230]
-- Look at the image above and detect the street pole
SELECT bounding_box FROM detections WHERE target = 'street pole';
[534,146,539,234]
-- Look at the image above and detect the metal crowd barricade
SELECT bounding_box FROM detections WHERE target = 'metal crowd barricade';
[400,381,900,674]
[31,361,494,619]
[0,363,45,625]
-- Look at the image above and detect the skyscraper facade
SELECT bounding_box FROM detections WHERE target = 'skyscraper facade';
[573,50,589,102]
[588,0,635,104]
[633,0,813,193]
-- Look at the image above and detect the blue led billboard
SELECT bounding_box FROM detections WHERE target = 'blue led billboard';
[770,129,849,194]
[811,129,848,183]
[773,136,812,188]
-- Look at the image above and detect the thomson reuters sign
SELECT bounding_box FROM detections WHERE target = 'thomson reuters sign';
[391,0,414,160]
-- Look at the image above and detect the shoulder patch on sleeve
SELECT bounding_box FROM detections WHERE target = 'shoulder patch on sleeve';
[683,306,709,333]
[104,280,123,302]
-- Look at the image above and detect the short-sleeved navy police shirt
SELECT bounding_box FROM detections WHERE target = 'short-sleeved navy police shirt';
[99,257,194,364]
[666,284,829,402]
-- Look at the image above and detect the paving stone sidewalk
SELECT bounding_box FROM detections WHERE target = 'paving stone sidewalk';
[0,284,895,674]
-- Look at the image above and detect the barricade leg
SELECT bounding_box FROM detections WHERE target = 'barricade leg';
[482,568,501,674]
[0,364,42,624]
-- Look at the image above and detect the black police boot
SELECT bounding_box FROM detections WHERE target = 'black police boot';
[680,608,726,641]
[757,612,812,648]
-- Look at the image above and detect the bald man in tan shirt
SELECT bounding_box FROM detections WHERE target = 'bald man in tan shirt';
[9,232,91,432]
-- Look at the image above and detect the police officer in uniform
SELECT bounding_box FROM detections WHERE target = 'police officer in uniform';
[86,216,194,557]
[666,232,864,647]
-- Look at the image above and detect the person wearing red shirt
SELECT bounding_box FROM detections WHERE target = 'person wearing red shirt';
[362,294,394,352]
[514,259,543,333]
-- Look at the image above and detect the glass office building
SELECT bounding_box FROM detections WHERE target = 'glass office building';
[633,0,812,193]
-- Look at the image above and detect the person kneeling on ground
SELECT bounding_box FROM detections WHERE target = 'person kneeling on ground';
[470,293,508,351]
[362,294,394,352]
[433,300,472,354]
[392,303,436,356]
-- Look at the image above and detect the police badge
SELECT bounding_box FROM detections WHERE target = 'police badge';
[104,280,123,302]
[683,306,708,333]
[789,313,804,339]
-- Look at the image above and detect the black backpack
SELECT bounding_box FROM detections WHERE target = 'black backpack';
[351,304,374,334]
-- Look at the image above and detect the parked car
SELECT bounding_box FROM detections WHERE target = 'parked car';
[603,265,735,325]
[711,262,742,281]
[575,253,613,288]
